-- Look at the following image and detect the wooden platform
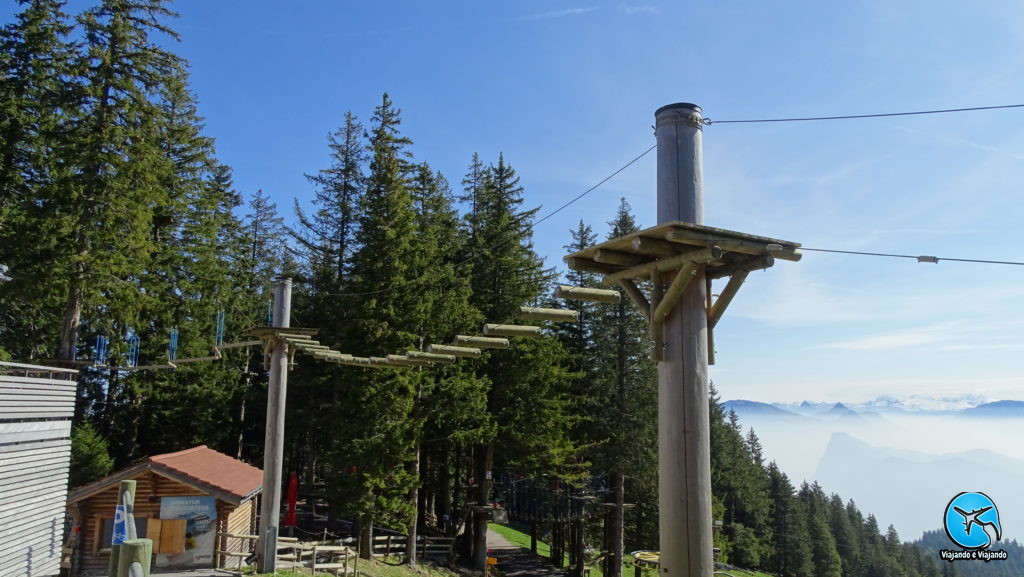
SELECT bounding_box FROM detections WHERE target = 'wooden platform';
[563,221,800,281]
[563,222,801,363]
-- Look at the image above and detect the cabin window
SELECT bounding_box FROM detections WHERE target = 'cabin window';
[92,517,149,554]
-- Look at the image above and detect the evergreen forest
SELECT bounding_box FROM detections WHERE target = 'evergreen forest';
[0,2,976,577]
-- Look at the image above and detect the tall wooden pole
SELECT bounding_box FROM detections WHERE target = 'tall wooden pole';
[655,103,712,577]
[257,277,292,573]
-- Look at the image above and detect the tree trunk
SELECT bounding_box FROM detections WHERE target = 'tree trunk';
[58,272,83,360]
[359,517,373,560]
[472,442,493,570]
[237,353,251,459]
[437,454,451,536]
[610,471,625,577]
[457,447,471,555]
[405,440,421,566]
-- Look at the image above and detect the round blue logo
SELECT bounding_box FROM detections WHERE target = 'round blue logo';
[944,492,1002,550]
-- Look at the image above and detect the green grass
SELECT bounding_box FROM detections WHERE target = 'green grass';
[486,523,774,577]
[488,522,550,557]
[487,522,638,577]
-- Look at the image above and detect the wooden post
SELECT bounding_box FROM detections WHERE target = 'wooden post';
[257,277,292,573]
[108,480,138,577]
[530,521,538,553]
[116,539,152,577]
[655,103,712,577]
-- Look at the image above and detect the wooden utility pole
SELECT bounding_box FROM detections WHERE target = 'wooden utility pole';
[257,277,292,573]
[655,102,712,577]
[559,102,800,577]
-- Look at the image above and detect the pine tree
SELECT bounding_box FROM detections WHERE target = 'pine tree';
[462,152,575,569]
[293,111,366,290]
[338,93,421,558]
[0,0,79,360]
[55,0,184,361]
[285,111,367,505]
[400,162,484,564]
[584,199,657,576]
[765,461,813,577]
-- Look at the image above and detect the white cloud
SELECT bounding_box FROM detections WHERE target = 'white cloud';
[822,318,1024,351]
[518,7,598,21]
[896,126,1024,162]
[822,320,966,350]
[728,265,868,326]
[620,4,660,15]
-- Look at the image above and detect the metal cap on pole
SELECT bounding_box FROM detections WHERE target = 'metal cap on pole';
[654,103,713,577]
[257,276,292,574]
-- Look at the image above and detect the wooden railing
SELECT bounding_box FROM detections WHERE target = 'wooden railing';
[215,532,456,573]
[216,532,356,574]
[372,534,456,565]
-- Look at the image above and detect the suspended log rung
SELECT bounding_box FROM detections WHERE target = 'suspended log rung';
[407,351,457,363]
[335,357,371,366]
[453,335,509,349]
[387,355,432,366]
[483,324,542,338]
[428,344,482,358]
[518,306,579,323]
[554,285,620,304]
[171,354,220,364]
[216,340,262,350]
[122,364,175,371]
[368,357,400,368]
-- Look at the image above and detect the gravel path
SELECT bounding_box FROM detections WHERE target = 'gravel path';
[486,528,566,576]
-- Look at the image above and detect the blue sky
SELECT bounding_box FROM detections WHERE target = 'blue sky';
[8,1,1024,403]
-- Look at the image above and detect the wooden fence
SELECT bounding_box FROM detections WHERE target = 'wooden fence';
[213,532,456,574]
[0,361,77,577]
[372,534,456,565]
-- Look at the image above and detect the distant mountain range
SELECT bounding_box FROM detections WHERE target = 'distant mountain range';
[719,393,1024,543]
[723,394,1024,419]
[814,432,1024,542]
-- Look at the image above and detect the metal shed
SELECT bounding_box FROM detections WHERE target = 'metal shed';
[0,361,78,577]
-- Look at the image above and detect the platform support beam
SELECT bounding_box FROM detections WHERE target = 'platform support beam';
[655,103,713,577]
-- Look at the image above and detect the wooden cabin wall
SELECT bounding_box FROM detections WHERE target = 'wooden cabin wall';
[216,499,254,568]
[75,471,215,575]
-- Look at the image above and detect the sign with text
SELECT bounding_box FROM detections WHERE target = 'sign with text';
[155,497,217,569]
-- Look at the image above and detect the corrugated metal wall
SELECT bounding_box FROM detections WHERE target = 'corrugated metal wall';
[0,362,77,577]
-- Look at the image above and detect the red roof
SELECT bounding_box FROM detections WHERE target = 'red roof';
[149,445,263,502]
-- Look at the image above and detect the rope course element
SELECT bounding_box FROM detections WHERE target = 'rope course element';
[215,310,226,346]
[94,335,109,365]
[803,247,1024,266]
[703,103,1024,125]
[168,328,179,361]
[126,334,140,368]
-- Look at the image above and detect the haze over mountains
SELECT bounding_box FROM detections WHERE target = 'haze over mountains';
[723,395,1024,542]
